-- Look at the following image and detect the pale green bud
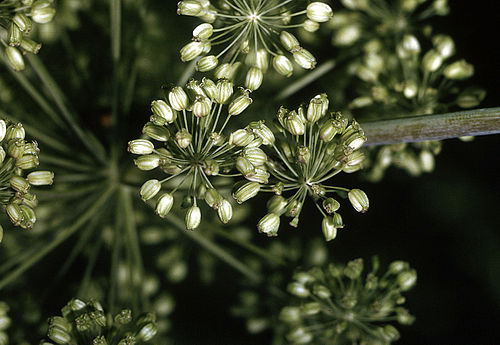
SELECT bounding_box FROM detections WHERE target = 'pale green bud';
[348,189,369,213]
[6,204,23,226]
[229,129,254,146]
[254,49,269,72]
[0,120,6,142]
[193,23,213,39]
[323,198,340,214]
[246,167,269,184]
[306,2,333,22]
[444,60,474,80]
[397,269,417,291]
[433,34,455,59]
[143,122,170,141]
[48,325,71,344]
[346,150,365,167]
[422,50,443,72]
[0,225,3,243]
[236,156,255,176]
[204,159,220,175]
[175,128,192,149]
[156,193,174,217]
[177,1,203,16]
[288,282,309,297]
[5,47,25,71]
[296,145,310,164]
[319,120,338,142]
[344,131,366,150]
[185,205,201,230]
[420,150,435,172]
[279,306,301,323]
[140,179,161,201]
[229,92,253,115]
[322,216,337,241]
[293,48,316,70]
[404,80,419,98]
[138,323,157,341]
[12,13,32,33]
[313,285,331,299]
[266,195,287,214]
[280,31,300,52]
[192,96,212,117]
[245,67,263,91]
[204,188,222,208]
[249,121,275,145]
[307,95,327,123]
[128,139,154,155]
[215,62,240,80]
[215,79,234,104]
[243,147,267,166]
[217,199,232,224]
[257,213,280,237]
[168,86,189,111]
[27,171,54,185]
[398,34,421,58]
[196,55,218,72]
[7,139,25,159]
[15,154,39,169]
[5,123,25,141]
[333,24,361,46]
[10,176,30,194]
[303,302,321,315]
[273,55,293,77]
[303,19,320,32]
[8,23,22,46]
[341,0,369,9]
[233,182,260,204]
[19,205,36,229]
[31,1,56,24]
[456,87,486,108]
[287,327,313,343]
[180,41,204,62]
[135,154,161,171]
[201,77,217,99]
[151,100,176,123]
[285,112,305,135]
[433,0,449,15]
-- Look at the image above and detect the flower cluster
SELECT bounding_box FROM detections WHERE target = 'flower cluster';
[281,258,416,344]
[0,0,56,71]
[0,301,10,344]
[235,94,369,239]
[41,299,157,344]
[177,0,334,89]
[129,78,265,230]
[0,119,54,237]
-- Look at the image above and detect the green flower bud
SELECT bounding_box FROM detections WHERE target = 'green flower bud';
[397,269,417,291]
[137,323,158,341]
[135,154,161,171]
[389,261,408,274]
[273,55,293,77]
[303,19,320,32]
[229,129,254,146]
[0,120,6,142]
[257,213,280,237]
[175,128,192,148]
[12,13,32,33]
[31,0,56,24]
[333,24,361,46]
[10,176,30,194]
[185,205,201,230]
[19,204,36,229]
[233,182,260,204]
[236,156,255,176]
[267,195,287,214]
[285,112,306,135]
[5,47,25,71]
[169,86,189,111]
[15,154,39,170]
[456,87,486,108]
[433,34,455,59]
[296,145,310,164]
[404,80,418,98]
[204,188,222,209]
[344,130,367,151]
[246,167,269,184]
[6,204,23,226]
[332,212,344,228]
[279,306,301,323]
[5,123,25,141]
[140,179,161,201]
[217,199,233,224]
[201,77,217,98]
[287,327,312,343]
[128,139,154,155]
[280,31,300,52]
[293,48,316,69]
[249,121,275,145]
[307,94,327,123]
[193,23,213,39]
[444,60,474,80]
[151,100,176,123]
[203,159,220,176]
[48,325,71,344]
[306,2,333,23]
[192,96,212,117]
[348,189,369,213]
[180,41,204,62]
[303,302,321,315]
[243,147,266,166]
[215,79,234,104]
[398,34,421,58]
[344,258,363,279]
[27,171,54,185]
[313,285,331,299]
[155,193,174,217]
[288,282,310,298]
[196,55,218,72]
[433,0,449,15]
[323,198,340,214]
[322,216,337,241]
[341,0,369,10]
[143,122,170,142]
[19,37,41,54]
[229,92,253,116]
[245,67,263,91]
[8,23,22,46]
[422,49,443,72]
[177,1,203,16]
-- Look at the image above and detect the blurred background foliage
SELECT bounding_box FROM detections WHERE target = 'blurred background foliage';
[0,0,499,344]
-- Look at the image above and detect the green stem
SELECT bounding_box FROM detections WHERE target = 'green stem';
[361,107,500,146]
[110,0,121,162]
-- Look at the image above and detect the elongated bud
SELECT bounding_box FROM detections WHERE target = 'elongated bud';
[128,139,154,154]
[307,95,327,123]
[257,213,280,237]
[229,129,254,146]
[273,55,293,77]
[433,34,455,59]
[16,154,39,169]
[217,199,232,224]
[306,2,333,23]
[243,147,266,167]
[215,79,234,104]
[267,195,287,214]
[196,55,218,72]
[422,50,443,72]
[185,205,201,230]
[348,189,369,213]
[0,120,6,142]
[177,1,203,16]
[135,154,161,171]
[143,122,170,142]
[443,60,474,80]
[236,156,255,176]
[246,167,269,184]
[249,121,275,145]
[48,325,71,344]
[193,23,213,39]
[156,193,174,217]
[323,198,340,214]
[180,41,204,62]
[31,0,56,23]
[280,31,300,52]
[233,182,260,204]
[6,204,24,226]
[8,23,22,46]
[175,128,192,148]
[229,91,253,116]
[201,77,217,98]
[13,13,32,33]
[169,86,189,111]
[293,48,316,69]
[322,216,337,241]
[245,67,263,91]
[27,171,54,185]
[5,47,25,71]
[303,19,320,32]
[152,100,176,123]
[140,179,161,201]
[204,188,222,208]
[397,269,417,291]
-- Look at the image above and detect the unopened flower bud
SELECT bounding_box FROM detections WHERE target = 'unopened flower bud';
[245,67,263,91]
[193,23,213,39]
[422,50,443,72]
[217,199,232,224]
[433,34,455,59]
[404,80,418,98]
[138,323,158,341]
[303,19,320,32]
[12,13,32,33]
[313,284,331,299]
[273,55,293,77]
[128,139,154,155]
[175,128,192,148]
[443,60,474,80]
[267,195,287,214]
[279,306,301,323]
[397,269,417,291]
[5,47,25,71]
[456,87,486,108]
[196,55,218,72]
[229,92,253,116]
[177,1,203,16]
[140,179,161,201]
[246,167,269,184]
[285,112,306,135]
[236,156,255,176]
[169,86,189,111]
[31,0,56,23]
[143,122,170,142]
[296,145,310,164]
[156,193,174,217]
[152,100,176,123]
[180,41,204,62]
[233,182,260,204]
[8,23,22,46]
[323,198,340,214]
[27,171,54,185]
[288,282,309,297]
[280,31,300,52]
[185,205,201,230]
[306,2,333,23]
[48,325,71,344]
[229,129,253,146]
[135,154,161,171]
[249,121,275,145]
[348,189,369,213]
[215,79,234,104]
[322,216,337,241]
[257,213,280,237]
[293,48,316,69]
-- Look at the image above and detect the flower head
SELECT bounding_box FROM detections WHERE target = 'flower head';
[281,258,416,344]
[177,0,334,89]
[130,78,266,230]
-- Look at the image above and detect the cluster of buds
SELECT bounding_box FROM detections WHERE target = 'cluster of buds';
[129,78,266,230]
[330,0,449,47]
[0,0,56,71]
[41,299,157,344]
[0,119,54,238]
[177,0,334,89]
[235,94,369,239]
[281,258,417,344]
[0,301,10,344]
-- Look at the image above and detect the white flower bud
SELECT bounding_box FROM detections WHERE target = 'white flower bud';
[156,193,174,218]
[404,80,418,99]
[245,67,263,91]
[135,154,161,171]
[215,79,233,104]
[233,182,260,204]
[443,60,474,80]
[5,46,25,71]
[348,189,369,213]
[27,171,54,185]
[293,48,316,69]
[397,269,417,291]
[243,147,267,166]
[180,41,204,62]
[280,31,300,52]
[140,179,161,201]
[217,199,233,224]
[169,86,189,111]
[152,100,177,123]
[303,19,320,32]
[433,34,455,59]
[257,213,280,237]
[128,139,154,155]
[177,1,203,16]
[196,55,218,72]
[273,55,293,77]
[422,50,443,72]
[229,129,254,146]
[31,1,56,24]
[306,2,333,23]
[193,23,213,39]
[229,92,253,116]
[185,205,201,230]
[192,96,212,117]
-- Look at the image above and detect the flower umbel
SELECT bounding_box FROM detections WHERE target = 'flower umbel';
[130,78,266,229]
[177,0,334,88]
[281,258,416,344]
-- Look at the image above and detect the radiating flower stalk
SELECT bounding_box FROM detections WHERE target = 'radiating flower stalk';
[0,301,10,345]
[130,78,266,230]
[42,299,157,345]
[281,257,416,344]
[235,94,369,239]
[0,118,54,239]
[0,0,56,71]
[177,0,334,89]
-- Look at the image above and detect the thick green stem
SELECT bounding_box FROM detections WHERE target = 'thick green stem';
[361,107,500,146]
